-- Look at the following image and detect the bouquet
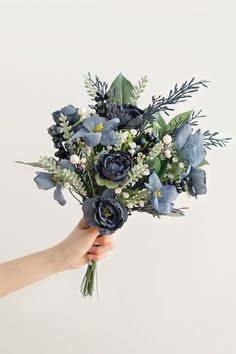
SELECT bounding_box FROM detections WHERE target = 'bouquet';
[16,73,230,297]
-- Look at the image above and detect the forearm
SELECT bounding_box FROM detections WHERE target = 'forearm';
[0,246,64,298]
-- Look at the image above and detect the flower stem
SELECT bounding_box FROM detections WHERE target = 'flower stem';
[80,260,97,297]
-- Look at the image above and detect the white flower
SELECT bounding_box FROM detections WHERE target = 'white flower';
[139,201,145,207]
[127,203,134,209]
[80,157,87,164]
[179,162,185,168]
[123,192,129,199]
[70,154,80,164]
[63,182,70,189]
[162,134,172,145]
[143,169,150,176]
[172,156,179,163]
[165,149,172,159]
[130,129,137,136]
[129,149,136,155]
[115,188,122,194]
[129,142,137,149]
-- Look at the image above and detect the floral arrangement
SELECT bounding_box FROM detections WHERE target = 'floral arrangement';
[16,73,230,296]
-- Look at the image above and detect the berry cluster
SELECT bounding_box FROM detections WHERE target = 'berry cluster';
[167,178,188,193]
[94,92,110,117]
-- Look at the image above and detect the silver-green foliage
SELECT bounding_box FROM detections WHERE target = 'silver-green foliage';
[130,75,148,105]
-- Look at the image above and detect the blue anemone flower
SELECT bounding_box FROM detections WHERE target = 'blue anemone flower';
[187,167,207,197]
[145,172,178,214]
[174,124,206,167]
[70,115,120,147]
[33,159,75,206]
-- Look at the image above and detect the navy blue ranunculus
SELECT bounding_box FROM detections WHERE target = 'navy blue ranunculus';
[98,151,132,182]
[82,193,128,235]
[52,105,80,125]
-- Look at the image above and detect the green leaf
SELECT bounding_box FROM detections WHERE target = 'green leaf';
[154,112,167,136]
[95,173,120,189]
[108,73,134,105]
[158,159,168,178]
[148,157,161,174]
[165,110,193,134]
[15,161,42,168]
[197,159,210,168]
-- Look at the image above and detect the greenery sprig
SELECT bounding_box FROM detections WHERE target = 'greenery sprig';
[203,130,231,149]
[130,75,148,105]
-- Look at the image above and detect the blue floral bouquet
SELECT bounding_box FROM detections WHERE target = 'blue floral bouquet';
[16,74,230,296]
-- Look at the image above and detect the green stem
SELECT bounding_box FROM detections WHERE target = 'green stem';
[80,260,97,297]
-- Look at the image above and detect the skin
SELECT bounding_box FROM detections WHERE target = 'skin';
[0,218,113,298]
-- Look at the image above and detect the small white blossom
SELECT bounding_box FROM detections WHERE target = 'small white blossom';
[127,203,134,209]
[63,182,70,189]
[129,149,136,155]
[165,149,172,159]
[123,192,129,199]
[80,157,86,164]
[139,201,145,207]
[129,142,137,149]
[172,156,179,163]
[143,169,150,176]
[179,162,185,168]
[130,129,137,136]
[70,154,80,164]
[115,188,122,194]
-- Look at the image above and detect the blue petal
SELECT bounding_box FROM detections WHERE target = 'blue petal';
[100,130,117,146]
[82,198,98,227]
[144,182,154,192]
[103,118,120,133]
[53,185,66,206]
[151,194,159,211]
[158,202,173,214]
[102,189,115,199]
[34,172,55,190]
[148,172,162,191]
[189,167,207,196]
[82,115,102,132]
[181,129,206,167]
[59,159,75,171]
[174,124,192,150]
[159,185,178,203]
[83,132,102,146]
[70,127,90,141]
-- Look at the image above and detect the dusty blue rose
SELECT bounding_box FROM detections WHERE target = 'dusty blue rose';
[174,124,206,167]
[52,105,79,125]
[70,115,120,147]
[145,172,178,214]
[82,190,128,235]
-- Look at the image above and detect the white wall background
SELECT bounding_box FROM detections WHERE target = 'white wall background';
[0,1,235,353]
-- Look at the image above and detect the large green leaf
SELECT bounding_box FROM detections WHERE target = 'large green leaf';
[158,159,168,178]
[108,73,134,105]
[15,161,42,168]
[165,110,193,134]
[197,159,210,168]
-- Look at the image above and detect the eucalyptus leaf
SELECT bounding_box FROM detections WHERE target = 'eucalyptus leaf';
[15,161,42,168]
[158,160,168,178]
[197,158,210,168]
[165,110,193,134]
[95,173,120,189]
[108,73,134,105]
[148,157,161,174]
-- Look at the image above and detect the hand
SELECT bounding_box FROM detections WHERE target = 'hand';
[53,218,114,271]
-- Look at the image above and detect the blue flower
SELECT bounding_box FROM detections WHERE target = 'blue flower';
[70,115,120,147]
[187,167,207,197]
[52,105,79,125]
[145,172,178,214]
[174,124,206,167]
[33,159,75,206]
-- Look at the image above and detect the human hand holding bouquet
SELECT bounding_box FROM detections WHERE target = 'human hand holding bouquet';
[16,73,230,296]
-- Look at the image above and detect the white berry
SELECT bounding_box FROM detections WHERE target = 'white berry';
[123,192,129,199]
[80,157,87,164]
[115,188,122,194]
[127,203,134,209]
[70,154,80,164]
[78,107,88,116]
[130,129,137,136]
[162,135,172,145]
[165,149,172,159]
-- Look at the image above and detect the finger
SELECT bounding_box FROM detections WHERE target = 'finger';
[82,226,100,242]
[93,235,112,246]
[87,253,107,262]
[88,242,113,255]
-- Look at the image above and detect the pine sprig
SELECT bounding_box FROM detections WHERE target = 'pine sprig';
[203,131,231,149]
[130,75,148,105]
[59,115,73,141]
[187,109,206,126]
[39,156,87,197]
[144,78,209,123]
[84,73,108,98]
